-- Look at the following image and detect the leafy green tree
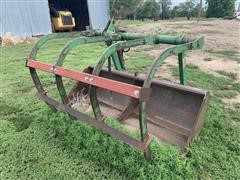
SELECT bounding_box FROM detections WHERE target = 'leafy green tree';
[170,6,179,18]
[176,0,196,20]
[152,0,161,18]
[110,0,143,19]
[159,0,172,19]
[206,0,236,18]
[137,0,152,19]
[137,0,160,19]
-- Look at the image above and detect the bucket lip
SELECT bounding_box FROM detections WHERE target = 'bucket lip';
[87,66,209,97]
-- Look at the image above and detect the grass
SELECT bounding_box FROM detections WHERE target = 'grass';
[205,49,240,63]
[115,19,154,27]
[172,64,239,99]
[216,70,238,81]
[203,57,212,61]
[0,37,240,179]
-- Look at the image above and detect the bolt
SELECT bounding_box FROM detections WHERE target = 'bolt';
[84,76,89,81]
[134,90,140,97]
[50,67,54,72]
[50,67,57,73]
[89,78,94,82]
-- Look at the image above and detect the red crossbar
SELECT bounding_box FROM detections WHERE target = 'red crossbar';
[27,59,141,99]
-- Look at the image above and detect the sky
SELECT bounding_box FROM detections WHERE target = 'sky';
[171,0,240,10]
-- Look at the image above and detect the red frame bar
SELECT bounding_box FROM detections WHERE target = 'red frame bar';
[27,59,141,99]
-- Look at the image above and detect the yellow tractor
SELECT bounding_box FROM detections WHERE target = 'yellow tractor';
[50,4,75,32]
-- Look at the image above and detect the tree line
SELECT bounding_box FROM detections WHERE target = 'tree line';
[110,0,236,20]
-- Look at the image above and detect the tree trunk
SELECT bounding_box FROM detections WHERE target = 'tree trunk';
[187,11,190,20]
[161,2,164,20]
[197,0,203,23]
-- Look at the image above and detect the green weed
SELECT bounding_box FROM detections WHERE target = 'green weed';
[216,70,238,81]
[203,57,212,61]
[116,20,154,27]
[205,49,240,63]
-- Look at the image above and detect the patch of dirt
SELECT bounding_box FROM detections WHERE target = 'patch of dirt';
[127,20,240,81]
[100,105,122,119]
[123,118,139,132]
[145,49,240,81]
[1,32,38,46]
[155,64,178,82]
[126,19,240,50]
[187,51,240,79]
[142,46,179,82]
[222,93,240,106]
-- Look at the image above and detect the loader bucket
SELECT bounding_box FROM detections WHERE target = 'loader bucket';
[26,19,208,160]
[69,67,209,148]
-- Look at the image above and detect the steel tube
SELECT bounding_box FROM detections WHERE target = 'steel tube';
[119,32,196,45]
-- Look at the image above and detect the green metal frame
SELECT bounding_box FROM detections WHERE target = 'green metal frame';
[88,36,203,160]
[55,36,118,104]
[28,30,99,108]
[27,20,204,161]
[89,38,148,120]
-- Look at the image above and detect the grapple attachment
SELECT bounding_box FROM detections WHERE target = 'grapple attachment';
[26,20,208,160]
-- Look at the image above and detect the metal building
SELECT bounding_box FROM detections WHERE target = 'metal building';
[1,0,110,38]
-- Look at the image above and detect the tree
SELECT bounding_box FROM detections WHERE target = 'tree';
[152,0,161,19]
[206,0,235,18]
[170,6,179,18]
[137,0,160,20]
[110,0,143,19]
[176,0,196,20]
[159,0,172,19]
[197,0,203,22]
[138,0,152,19]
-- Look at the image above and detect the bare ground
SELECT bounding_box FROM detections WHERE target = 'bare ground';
[125,19,240,79]
[125,19,240,50]
[123,19,240,105]
[1,32,38,46]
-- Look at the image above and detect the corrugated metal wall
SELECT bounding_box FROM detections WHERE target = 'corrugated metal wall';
[1,0,52,38]
[87,0,110,30]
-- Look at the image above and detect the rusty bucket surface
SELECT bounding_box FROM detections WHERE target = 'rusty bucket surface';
[69,67,209,149]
